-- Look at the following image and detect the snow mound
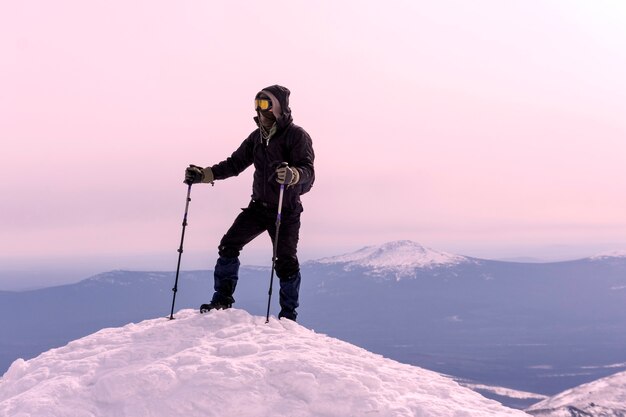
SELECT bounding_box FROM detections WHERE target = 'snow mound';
[316,240,470,277]
[0,309,528,417]
[527,369,626,417]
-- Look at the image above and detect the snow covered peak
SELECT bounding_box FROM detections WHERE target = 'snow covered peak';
[590,250,626,260]
[316,240,469,277]
[0,309,528,417]
[527,369,626,416]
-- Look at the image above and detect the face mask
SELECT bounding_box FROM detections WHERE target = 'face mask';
[259,109,276,121]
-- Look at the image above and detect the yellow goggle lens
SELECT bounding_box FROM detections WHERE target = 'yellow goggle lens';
[255,99,272,111]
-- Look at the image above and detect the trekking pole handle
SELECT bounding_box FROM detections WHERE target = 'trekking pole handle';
[277,182,285,219]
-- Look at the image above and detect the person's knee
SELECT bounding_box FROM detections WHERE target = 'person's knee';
[218,245,241,259]
[276,260,299,280]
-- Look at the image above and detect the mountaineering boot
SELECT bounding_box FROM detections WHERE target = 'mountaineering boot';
[199,301,232,314]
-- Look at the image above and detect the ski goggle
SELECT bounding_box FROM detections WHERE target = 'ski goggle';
[254,98,272,111]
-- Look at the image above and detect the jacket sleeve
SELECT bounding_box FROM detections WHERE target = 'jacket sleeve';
[210,133,255,180]
[289,128,315,188]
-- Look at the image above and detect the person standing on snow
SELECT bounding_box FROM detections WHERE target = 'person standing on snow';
[184,85,315,321]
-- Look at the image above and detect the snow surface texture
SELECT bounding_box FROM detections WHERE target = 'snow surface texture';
[316,240,470,278]
[0,309,529,417]
[527,369,626,417]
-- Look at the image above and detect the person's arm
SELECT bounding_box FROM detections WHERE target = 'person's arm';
[287,128,315,187]
[210,133,255,180]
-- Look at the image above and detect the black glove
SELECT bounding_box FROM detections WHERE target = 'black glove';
[184,165,205,185]
[275,164,299,186]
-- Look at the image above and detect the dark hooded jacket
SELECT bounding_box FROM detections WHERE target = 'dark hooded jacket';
[210,85,315,210]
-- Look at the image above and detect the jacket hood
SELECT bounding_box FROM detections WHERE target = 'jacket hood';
[255,84,293,130]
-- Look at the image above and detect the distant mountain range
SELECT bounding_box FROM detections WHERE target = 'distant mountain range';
[1,240,626,411]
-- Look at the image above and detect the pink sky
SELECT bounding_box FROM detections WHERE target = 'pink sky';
[1,1,626,282]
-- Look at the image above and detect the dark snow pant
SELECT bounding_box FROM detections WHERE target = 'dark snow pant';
[211,200,303,321]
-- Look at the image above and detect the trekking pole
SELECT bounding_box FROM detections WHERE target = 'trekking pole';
[168,183,193,320]
[265,165,287,323]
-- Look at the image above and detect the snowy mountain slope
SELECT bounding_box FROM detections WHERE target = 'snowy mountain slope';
[314,240,471,278]
[0,309,530,417]
[526,369,626,417]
